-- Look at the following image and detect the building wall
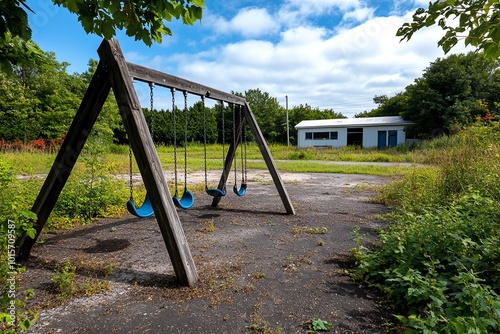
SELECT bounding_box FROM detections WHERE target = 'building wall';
[297,127,347,148]
[363,126,406,148]
[297,126,407,148]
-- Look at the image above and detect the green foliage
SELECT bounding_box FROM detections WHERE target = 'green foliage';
[52,136,128,226]
[51,260,77,299]
[52,0,204,46]
[353,122,500,333]
[0,157,38,332]
[371,52,500,137]
[1,1,204,72]
[397,0,500,58]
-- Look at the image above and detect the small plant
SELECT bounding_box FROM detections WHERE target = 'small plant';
[201,218,215,233]
[291,226,328,235]
[51,260,77,299]
[304,318,333,332]
[317,239,325,246]
[254,268,266,279]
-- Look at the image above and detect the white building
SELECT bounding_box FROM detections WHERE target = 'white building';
[295,116,414,149]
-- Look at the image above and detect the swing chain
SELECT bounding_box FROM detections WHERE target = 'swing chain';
[202,96,208,190]
[171,87,178,196]
[129,145,133,201]
[149,82,155,139]
[221,101,226,191]
[183,90,189,190]
[233,103,238,185]
[239,105,247,184]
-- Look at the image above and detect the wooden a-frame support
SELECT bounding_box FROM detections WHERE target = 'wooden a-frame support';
[15,39,295,287]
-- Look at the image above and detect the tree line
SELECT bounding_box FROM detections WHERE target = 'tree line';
[356,52,500,137]
[0,51,343,148]
[2,47,499,147]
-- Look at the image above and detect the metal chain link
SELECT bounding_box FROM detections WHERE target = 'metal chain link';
[183,91,189,190]
[129,145,133,200]
[202,95,208,189]
[221,101,226,190]
[239,105,247,183]
[171,88,178,196]
[232,103,237,185]
[149,82,155,139]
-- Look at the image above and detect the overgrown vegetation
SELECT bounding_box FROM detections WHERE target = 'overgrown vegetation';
[352,121,500,333]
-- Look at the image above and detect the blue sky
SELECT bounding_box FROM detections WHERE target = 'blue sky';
[27,0,471,117]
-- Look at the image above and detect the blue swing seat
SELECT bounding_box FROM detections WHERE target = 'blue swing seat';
[127,194,154,218]
[173,189,195,209]
[233,183,247,197]
[206,187,226,197]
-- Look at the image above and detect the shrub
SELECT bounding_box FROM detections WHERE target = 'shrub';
[353,122,500,333]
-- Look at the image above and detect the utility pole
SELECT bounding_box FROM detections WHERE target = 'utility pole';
[286,95,290,147]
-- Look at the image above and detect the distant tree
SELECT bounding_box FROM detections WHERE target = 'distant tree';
[0,0,205,73]
[0,51,84,141]
[356,93,408,118]
[236,89,283,143]
[288,104,345,145]
[397,0,500,58]
[401,52,499,136]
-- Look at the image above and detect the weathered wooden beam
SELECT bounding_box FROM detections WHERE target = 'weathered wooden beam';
[243,102,296,215]
[98,39,199,286]
[126,62,246,105]
[16,63,112,261]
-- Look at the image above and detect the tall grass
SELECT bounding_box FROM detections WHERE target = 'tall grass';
[353,122,500,333]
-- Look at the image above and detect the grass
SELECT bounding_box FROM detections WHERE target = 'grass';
[2,143,421,177]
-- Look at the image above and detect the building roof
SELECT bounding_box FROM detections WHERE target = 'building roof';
[294,116,414,129]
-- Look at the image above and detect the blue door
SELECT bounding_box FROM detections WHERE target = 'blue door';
[388,130,397,147]
[378,131,387,149]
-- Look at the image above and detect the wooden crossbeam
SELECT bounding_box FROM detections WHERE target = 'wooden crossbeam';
[126,62,246,105]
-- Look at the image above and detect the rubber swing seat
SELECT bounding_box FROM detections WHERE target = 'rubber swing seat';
[127,194,154,218]
[206,187,226,197]
[233,183,247,197]
[173,190,195,209]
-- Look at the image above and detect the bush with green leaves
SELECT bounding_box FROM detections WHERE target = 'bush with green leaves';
[353,122,500,333]
[0,157,38,332]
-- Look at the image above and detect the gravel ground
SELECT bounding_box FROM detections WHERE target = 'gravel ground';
[21,171,395,334]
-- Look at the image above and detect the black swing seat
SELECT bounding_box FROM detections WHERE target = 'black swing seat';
[173,189,194,209]
[206,187,226,197]
[127,193,154,218]
[233,183,247,197]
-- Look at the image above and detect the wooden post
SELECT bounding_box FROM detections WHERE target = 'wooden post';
[243,102,295,215]
[16,63,112,261]
[212,102,295,215]
[98,39,198,286]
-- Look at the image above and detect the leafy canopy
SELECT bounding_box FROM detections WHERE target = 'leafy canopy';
[52,0,204,46]
[397,0,500,58]
[0,0,204,73]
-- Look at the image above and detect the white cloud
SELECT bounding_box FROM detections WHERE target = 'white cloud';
[342,7,375,22]
[141,6,474,118]
[209,7,280,38]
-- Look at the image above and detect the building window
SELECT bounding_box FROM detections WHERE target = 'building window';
[313,132,330,140]
[305,131,338,140]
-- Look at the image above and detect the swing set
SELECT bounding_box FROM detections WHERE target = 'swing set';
[15,39,295,287]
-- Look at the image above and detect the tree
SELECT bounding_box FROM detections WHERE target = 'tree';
[401,52,499,136]
[0,0,205,73]
[356,93,408,118]
[397,0,500,58]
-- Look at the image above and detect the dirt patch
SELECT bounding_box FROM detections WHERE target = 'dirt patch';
[22,172,394,333]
